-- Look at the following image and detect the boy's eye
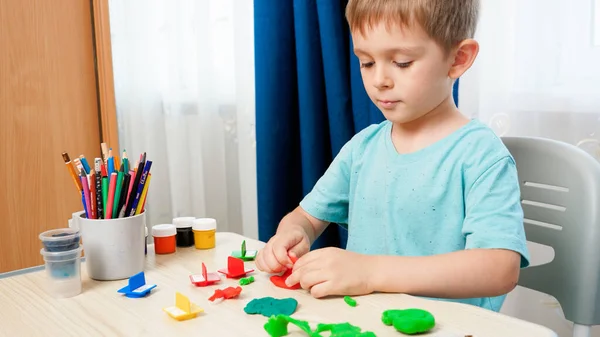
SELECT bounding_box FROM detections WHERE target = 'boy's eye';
[360,61,374,68]
[394,61,413,68]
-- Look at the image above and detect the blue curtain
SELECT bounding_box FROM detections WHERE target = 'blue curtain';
[254,0,459,249]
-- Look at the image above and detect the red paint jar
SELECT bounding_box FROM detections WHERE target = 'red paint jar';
[152,224,176,254]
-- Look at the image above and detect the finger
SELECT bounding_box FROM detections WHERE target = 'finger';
[287,241,308,260]
[254,250,266,271]
[286,265,324,289]
[284,263,307,287]
[292,250,319,272]
[287,251,299,264]
[264,244,286,272]
[273,243,293,269]
[309,281,333,298]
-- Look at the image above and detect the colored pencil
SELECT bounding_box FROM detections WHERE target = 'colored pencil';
[102,176,108,217]
[81,190,88,218]
[101,143,109,163]
[114,151,120,172]
[73,158,84,174]
[136,173,151,215]
[105,173,117,219]
[112,171,124,217]
[95,171,103,219]
[101,162,107,177]
[62,152,82,192]
[80,170,92,219]
[129,160,152,217]
[88,172,97,219]
[116,173,131,217]
[79,156,91,174]
[107,156,115,177]
[124,154,146,216]
[122,150,129,173]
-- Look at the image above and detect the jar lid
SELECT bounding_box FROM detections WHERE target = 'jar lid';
[173,217,195,228]
[39,228,80,243]
[193,218,217,231]
[152,224,176,237]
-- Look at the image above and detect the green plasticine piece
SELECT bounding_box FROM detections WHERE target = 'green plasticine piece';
[239,276,255,285]
[381,309,435,335]
[263,314,376,337]
[343,296,357,307]
[315,323,376,337]
[264,314,312,337]
[244,297,298,317]
[264,315,291,337]
[232,240,257,261]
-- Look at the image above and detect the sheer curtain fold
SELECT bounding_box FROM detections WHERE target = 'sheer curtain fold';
[460,0,600,335]
[108,0,258,238]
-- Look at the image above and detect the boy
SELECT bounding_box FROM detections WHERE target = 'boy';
[255,0,529,312]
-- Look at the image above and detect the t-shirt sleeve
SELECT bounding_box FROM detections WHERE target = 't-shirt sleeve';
[299,140,353,225]
[462,156,531,268]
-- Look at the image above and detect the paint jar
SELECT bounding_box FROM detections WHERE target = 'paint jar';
[173,217,195,247]
[144,226,148,255]
[152,224,177,254]
[192,218,216,250]
[39,228,81,252]
[40,246,83,298]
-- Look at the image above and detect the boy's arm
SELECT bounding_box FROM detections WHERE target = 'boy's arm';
[371,156,528,298]
[282,131,361,243]
[368,248,520,298]
[277,206,330,246]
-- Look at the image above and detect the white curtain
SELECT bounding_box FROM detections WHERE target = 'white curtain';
[460,0,600,336]
[108,0,258,239]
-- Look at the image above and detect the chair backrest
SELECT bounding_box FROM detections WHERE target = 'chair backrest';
[502,136,600,325]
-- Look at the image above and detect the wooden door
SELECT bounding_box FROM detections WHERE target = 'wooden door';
[0,0,112,272]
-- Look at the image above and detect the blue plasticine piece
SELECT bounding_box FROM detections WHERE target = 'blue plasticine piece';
[117,271,156,298]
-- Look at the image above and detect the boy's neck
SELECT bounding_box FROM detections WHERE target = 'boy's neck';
[390,96,469,154]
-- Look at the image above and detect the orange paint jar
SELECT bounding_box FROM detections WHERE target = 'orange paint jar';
[152,224,176,254]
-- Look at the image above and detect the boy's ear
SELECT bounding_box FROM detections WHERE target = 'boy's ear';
[448,39,479,79]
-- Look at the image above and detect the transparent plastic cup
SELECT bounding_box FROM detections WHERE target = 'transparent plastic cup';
[39,228,80,252]
[40,246,83,298]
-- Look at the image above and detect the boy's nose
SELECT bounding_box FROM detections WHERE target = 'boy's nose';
[373,67,394,90]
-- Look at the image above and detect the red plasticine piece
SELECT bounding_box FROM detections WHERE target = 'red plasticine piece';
[208,286,242,301]
[270,254,300,290]
[189,262,220,287]
[218,256,254,279]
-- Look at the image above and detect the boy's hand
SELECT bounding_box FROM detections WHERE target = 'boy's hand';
[255,227,310,273]
[285,247,373,298]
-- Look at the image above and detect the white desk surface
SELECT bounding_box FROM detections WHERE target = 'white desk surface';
[0,232,557,337]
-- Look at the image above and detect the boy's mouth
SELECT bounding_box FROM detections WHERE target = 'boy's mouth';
[378,100,401,109]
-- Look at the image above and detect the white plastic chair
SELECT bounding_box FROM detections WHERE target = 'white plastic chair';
[502,136,600,337]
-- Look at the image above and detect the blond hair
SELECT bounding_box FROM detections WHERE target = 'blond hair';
[345,0,479,52]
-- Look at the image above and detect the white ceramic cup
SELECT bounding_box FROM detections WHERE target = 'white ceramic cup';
[69,211,86,230]
[76,212,146,280]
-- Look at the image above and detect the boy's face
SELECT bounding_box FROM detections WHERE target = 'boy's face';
[352,22,455,124]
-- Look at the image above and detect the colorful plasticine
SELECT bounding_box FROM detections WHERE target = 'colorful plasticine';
[208,286,243,302]
[244,297,298,317]
[344,296,357,307]
[264,314,376,337]
[381,309,435,334]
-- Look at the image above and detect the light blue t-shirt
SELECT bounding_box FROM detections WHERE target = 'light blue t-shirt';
[300,119,530,312]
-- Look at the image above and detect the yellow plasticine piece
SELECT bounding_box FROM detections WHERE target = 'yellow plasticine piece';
[163,292,204,321]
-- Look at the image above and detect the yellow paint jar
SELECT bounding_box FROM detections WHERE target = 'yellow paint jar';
[192,218,216,249]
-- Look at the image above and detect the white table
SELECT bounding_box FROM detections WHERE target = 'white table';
[0,232,558,336]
